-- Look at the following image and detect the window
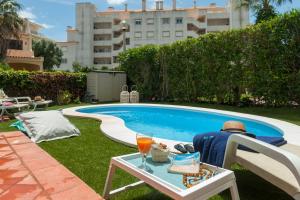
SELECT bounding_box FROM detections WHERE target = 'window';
[113,56,118,63]
[147,18,154,25]
[126,38,130,45]
[176,17,183,24]
[162,18,170,24]
[61,58,67,64]
[162,31,170,37]
[135,19,142,25]
[147,31,154,38]
[7,39,22,50]
[175,31,183,37]
[134,32,142,38]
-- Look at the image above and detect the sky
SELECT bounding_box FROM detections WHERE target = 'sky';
[18,0,300,42]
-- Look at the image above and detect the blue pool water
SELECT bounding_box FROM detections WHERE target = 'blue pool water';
[77,105,283,142]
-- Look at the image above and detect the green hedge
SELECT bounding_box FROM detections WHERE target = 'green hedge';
[0,71,86,102]
[119,10,300,106]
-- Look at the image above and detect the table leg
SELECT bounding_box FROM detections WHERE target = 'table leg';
[103,162,116,199]
[33,103,37,111]
[229,181,240,200]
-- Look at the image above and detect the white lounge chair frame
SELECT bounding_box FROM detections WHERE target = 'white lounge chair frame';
[1,97,53,111]
[223,134,300,200]
[0,98,29,117]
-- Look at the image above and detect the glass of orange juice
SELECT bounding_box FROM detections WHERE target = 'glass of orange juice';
[136,133,153,170]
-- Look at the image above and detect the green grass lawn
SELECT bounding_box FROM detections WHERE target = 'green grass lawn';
[1,103,298,200]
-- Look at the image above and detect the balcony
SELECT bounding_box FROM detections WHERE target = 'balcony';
[94,40,112,46]
[207,25,229,32]
[113,30,122,38]
[94,52,111,57]
[113,18,121,25]
[187,23,206,35]
[94,57,112,65]
[113,26,130,38]
[94,29,112,34]
[113,38,130,51]
[94,22,112,29]
[197,15,206,23]
[94,46,111,53]
[94,34,112,41]
[207,18,230,26]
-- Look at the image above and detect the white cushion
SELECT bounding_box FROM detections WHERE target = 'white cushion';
[0,89,8,99]
[17,111,80,143]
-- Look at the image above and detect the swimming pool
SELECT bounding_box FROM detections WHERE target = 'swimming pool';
[77,105,282,142]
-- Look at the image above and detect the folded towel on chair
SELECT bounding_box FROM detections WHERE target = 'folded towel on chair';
[193,132,287,167]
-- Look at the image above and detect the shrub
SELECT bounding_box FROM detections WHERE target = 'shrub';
[0,62,11,71]
[119,45,160,100]
[0,71,86,103]
[239,93,253,107]
[57,90,72,105]
[101,66,109,70]
[72,62,96,73]
[119,10,300,106]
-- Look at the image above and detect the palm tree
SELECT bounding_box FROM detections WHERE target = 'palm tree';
[244,0,293,23]
[0,0,23,60]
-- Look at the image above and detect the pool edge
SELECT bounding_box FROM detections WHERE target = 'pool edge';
[62,103,300,149]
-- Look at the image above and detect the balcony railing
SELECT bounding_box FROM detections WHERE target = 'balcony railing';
[94,34,112,41]
[94,22,112,29]
[113,38,130,51]
[197,15,206,23]
[113,18,121,25]
[113,26,130,38]
[94,57,112,65]
[187,23,206,35]
[207,18,229,26]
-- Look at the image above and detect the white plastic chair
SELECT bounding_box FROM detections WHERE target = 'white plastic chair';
[223,134,300,200]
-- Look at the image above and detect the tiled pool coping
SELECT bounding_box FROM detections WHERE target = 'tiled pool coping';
[63,104,300,151]
[0,131,103,200]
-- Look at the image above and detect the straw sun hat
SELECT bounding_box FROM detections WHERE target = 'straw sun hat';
[222,121,246,133]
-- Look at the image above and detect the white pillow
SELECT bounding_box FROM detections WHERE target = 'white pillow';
[17,111,80,143]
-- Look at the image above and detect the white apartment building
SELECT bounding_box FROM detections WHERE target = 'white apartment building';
[57,0,249,71]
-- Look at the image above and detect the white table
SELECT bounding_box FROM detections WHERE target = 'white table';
[103,153,239,200]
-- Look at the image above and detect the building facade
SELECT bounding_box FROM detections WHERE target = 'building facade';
[5,19,44,71]
[57,0,249,71]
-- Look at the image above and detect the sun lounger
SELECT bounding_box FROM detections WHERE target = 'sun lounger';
[223,134,300,200]
[2,96,53,111]
[0,98,29,117]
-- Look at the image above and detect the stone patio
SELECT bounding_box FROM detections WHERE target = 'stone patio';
[0,131,103,200]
